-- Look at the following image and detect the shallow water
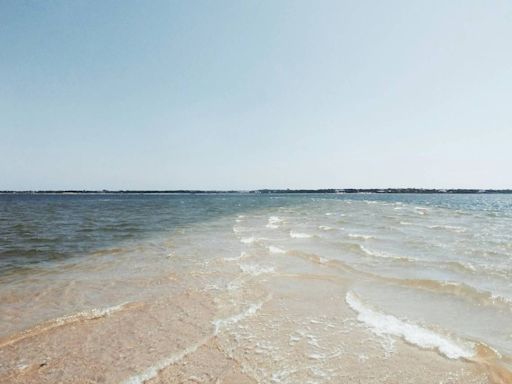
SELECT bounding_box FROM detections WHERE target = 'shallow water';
[1,193,511,383]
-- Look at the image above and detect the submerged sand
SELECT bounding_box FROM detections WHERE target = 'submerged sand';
[0,273,503,383]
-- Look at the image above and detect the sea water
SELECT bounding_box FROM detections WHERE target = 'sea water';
[1,193,511,383]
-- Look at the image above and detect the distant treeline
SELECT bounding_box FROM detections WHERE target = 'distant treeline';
[1,189,512,194]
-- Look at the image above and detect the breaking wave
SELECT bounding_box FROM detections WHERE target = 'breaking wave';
[345,291,473,360]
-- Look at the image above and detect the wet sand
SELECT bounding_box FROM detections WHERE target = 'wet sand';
[0,270,503,384]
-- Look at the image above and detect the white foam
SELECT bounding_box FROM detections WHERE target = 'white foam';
[290,231,312,239]
[122,337,210,384]
[428,225,466,233]
[240,263,275,276]
[82,303,126,319]
[266,216,282,229]
[223,251,248,262]
[415,207,428,215]
[268,245,286,254]
[125,298,268,384]
[2,301,130,349]
[360,245,409,261]
[212,299,266,334]
[241,236,256,244]
[318,225,334,231]
[348,233,373,240]
[345,291,473,360]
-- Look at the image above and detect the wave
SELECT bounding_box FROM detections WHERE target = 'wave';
[268,245,286,254]
[286,250,361,275]
[345,291,474,360]
[240,263,275,276]
[90,247,127,257]
[223,251,248,262]
[124,298,268,384]
[240,236,256,244]
[0,302,133,348]
[290,231,312,239]
[428,225,467,233]
[122,336,211,384]
[348,233,374,240]
[266,216,282,229]
[440,260,477,273]
[318,225,335,231]
[414,207,429,215]
[213,297,268,334]
[359,245,413,262]
[397,279,512,309]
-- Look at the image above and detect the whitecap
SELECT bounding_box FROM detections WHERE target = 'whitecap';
[360,245,408,261]
[290,231,312,239]
[266,216,282,229]
[240,263,275,276]
[241,236,256,244]
[428,225,466,233]
[348,233,373,240]
[268,245,286,254]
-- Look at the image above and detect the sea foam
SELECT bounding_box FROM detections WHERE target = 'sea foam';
[290,231,312,239]
[266,216,282,229]
[212,298,267,334]
[345,291,473,360]
[122,336,211,384]
[348,233,374,240]
[241,236,256,244]
[124,299,267,384]
[268,245,286,254]
[240,263,275,276]
[359,245,410,261]
[0,302,130,348]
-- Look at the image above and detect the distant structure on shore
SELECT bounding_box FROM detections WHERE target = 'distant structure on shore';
[1,189,511,194]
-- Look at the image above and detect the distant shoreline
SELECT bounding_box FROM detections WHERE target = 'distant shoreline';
[1,189,511,194]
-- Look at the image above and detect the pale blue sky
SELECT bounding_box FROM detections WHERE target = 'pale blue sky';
[1,1,511,190]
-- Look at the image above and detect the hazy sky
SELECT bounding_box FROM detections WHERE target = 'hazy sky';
[1,1,511,190]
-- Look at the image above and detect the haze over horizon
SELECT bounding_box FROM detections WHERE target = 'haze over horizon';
[1,1,511,190]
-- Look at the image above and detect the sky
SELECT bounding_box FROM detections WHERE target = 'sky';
[1,0,511,190]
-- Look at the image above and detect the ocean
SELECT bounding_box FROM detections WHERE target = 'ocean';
[1,193,511,383]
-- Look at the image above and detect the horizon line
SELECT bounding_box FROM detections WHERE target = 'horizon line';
[1,188,512,194]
